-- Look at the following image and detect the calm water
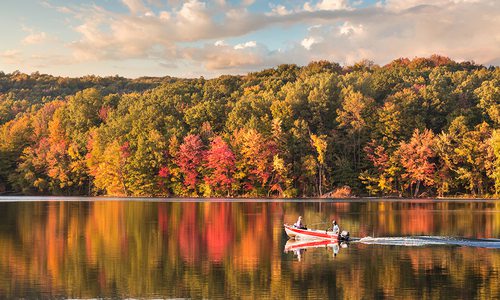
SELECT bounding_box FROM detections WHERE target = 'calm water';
[0,198,500,299]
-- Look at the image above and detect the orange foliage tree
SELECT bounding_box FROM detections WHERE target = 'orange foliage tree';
[399,129,436,197]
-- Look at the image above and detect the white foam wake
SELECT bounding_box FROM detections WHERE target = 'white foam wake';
[357,236,500,248]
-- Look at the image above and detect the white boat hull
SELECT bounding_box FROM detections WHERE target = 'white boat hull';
[284,224,340,240]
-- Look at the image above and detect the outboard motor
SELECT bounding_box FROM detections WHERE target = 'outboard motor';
[340,230,349,241]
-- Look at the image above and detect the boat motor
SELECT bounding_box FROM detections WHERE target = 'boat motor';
[340,230,349,241]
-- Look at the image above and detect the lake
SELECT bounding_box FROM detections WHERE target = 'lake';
[0,198,499,299]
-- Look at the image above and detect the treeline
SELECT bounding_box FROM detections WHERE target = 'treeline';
[0,71,177,125]
[0,55,499,197]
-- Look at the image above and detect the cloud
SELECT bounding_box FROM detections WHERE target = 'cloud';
[64,1,378,64]
[301,37,323,50]
[338,21,364,37]
[234,41,256,50]
[267,4,291,16]
[22,31,47,45]
[384,0,483,11]
[0,48,74,69]
[183,41,293,71]
[32,0,499,76]
[298,0,499,65]
[316,0,351,10]
[121,0,149,14]
[185,45,266,70]
[214,40,227,46]
[304,0,351,11]
[0,50,23,64]
[21,26,48,45]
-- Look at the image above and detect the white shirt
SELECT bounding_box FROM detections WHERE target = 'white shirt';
[333,224,339,234]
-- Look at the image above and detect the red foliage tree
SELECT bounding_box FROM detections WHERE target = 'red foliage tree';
[365,140,389,173]
[204,136,236,195]
[176,134,204,191]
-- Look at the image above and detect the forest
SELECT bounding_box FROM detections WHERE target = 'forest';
[0,55,499,198]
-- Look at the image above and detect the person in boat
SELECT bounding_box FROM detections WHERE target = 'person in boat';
[294,216,306,229]
[332,220,340,235]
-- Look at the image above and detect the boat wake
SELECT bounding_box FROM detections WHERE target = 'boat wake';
[356,236,500,248]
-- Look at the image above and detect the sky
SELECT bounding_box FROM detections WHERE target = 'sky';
[0,0,499,78]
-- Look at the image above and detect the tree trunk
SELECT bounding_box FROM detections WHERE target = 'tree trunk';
[414,180,421,198]
[318,164,322,196]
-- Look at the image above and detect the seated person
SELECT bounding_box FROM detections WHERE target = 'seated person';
[293,216,306,229]
[332,220,340,235]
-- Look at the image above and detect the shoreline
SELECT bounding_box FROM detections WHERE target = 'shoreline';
[0,195,499,202]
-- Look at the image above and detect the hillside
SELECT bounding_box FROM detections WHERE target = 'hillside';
[1,55,499,197]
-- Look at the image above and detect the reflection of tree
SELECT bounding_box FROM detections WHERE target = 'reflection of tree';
[0,201,500,298]
[204,203,233,262]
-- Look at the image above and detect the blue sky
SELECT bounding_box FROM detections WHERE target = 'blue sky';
[0,0,498,78]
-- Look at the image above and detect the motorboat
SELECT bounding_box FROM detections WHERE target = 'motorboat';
[284,224,349,241]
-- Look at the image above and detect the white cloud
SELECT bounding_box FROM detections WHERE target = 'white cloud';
[308,24,323,31]
[268,4,291,16]
[178,0,208,23]
[339,22,364,37]
[317,0,350,10]
[214,40,227,46]
[305,0,350,11]
[234,41,256,50]
[301,37,323,50]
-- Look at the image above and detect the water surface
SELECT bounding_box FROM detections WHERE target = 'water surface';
[0,198,499,299]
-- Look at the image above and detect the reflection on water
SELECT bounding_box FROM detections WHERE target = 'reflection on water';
[0,200,499,298]
[284,239,349,261]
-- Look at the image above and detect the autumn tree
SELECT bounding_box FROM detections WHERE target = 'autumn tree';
[360,140,401,196]
[311,134,328,196]
[176,134,204,195]
[488,129,500,195]
[336,85,375,170]
[232,128,277,196]
[204,136,236,196]
[87,135,131,196]
[398,129,436,197]
[435,117,492,195]
[476,78,500,125]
